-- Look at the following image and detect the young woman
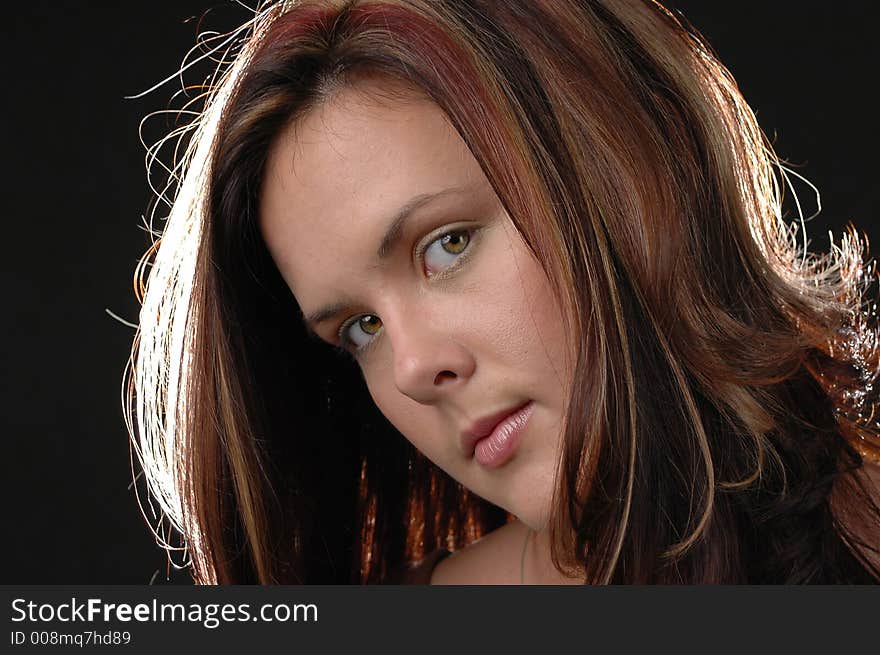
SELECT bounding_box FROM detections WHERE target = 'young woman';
[126,0,880,584]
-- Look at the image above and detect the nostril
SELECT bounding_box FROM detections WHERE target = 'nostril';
[434,370,457,385]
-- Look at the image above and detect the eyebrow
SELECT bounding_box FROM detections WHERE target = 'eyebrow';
[302,184,475,335]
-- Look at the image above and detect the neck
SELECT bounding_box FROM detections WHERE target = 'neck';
[520,522,583,585]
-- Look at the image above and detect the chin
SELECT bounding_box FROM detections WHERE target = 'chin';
[509,459,558,530]
[491,475,555,531]
[513,500,553,532]
[455,456,558,530]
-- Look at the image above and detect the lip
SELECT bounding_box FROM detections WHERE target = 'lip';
[461,400,534,468]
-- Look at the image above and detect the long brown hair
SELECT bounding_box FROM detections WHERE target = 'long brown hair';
[126,0,880,583]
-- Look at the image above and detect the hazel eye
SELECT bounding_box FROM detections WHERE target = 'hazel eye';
[340,314,383,351]
[423,229,471,276]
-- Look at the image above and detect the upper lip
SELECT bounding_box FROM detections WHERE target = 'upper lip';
[460,400,531,457]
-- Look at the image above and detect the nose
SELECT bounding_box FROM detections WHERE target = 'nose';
[387,312,476,405]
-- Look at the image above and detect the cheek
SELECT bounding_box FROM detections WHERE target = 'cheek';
[364,375,439,454]
[531,266,569,352]
[511,253,573,390]
[478,224,569,365]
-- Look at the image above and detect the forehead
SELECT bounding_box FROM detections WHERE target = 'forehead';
[259,82,489,300]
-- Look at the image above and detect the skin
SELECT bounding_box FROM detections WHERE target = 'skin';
[259,81,579,582]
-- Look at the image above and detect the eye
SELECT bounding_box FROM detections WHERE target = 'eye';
[337,227,477,354]
[422,228,472,277]
[339,314,383,352]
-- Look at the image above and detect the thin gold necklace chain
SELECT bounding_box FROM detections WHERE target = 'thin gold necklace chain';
[520,527,532,585]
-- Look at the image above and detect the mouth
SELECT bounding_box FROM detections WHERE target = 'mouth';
[461,400,535,469]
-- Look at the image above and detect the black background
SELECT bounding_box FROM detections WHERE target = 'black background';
[2,2,877,583]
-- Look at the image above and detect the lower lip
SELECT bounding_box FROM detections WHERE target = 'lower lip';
[474,401,534,468]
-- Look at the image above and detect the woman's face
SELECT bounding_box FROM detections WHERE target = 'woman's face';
[259,83,572,529]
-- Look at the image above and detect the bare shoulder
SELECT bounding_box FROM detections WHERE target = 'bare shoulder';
[430,519,528,585]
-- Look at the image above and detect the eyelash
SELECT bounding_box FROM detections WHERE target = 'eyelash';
[335,225,479,355]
